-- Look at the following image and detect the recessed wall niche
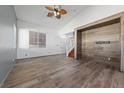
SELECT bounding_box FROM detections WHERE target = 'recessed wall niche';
[81,23,120,64]
[75,12,124,72]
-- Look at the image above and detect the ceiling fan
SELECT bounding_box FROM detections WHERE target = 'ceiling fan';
[45,5,67,19]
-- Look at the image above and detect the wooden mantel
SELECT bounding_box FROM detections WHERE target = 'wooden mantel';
[74,12,124,72]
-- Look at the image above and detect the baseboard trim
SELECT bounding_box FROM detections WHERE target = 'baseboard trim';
[16,53,66,60]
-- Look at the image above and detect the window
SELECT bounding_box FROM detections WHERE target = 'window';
[29,31,46,48]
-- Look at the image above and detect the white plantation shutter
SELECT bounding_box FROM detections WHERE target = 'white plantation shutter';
[29,31,46,48]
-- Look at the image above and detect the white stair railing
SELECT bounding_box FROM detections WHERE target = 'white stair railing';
[66,38,74,57]
[64,32,75,57]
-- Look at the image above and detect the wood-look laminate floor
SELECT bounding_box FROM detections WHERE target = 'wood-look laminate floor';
[3,54,124,88]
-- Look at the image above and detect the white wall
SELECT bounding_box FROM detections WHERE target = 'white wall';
[17,20,65,59]
[0,6,16,86]
[59,5,124,71]
[59,5,124,35]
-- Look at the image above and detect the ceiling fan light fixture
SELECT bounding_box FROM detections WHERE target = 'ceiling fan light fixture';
[57,12,60,16]
[45,5,67,19]
[54,11,57,16]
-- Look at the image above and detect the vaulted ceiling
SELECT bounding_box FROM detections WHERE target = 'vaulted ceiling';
[14,5,88,30]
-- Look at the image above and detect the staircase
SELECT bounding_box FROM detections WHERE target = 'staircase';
[68,47,75,58]
[64,32,75,59]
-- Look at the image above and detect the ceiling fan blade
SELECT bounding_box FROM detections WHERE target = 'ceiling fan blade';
[47,12,54,17]
[59,9,67,15]
[45,6,54,11]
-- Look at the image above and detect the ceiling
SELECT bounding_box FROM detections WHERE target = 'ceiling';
[14,5,87,30]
